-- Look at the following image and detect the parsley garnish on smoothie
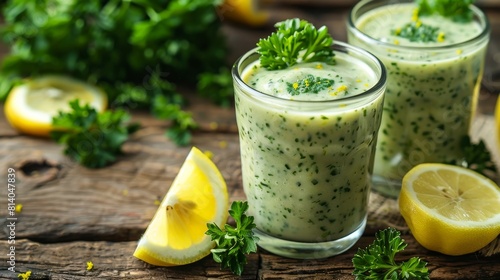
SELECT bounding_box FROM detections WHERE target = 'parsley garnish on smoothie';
[392,0,475,43]
[286,74,335,95]
[256,18,336,70]
[392,21,444,42]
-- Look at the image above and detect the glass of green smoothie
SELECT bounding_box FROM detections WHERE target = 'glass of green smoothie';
[232,19,386,259]
[347,0,490,198]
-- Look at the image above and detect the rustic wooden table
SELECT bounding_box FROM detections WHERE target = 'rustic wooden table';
[1,2,500,279]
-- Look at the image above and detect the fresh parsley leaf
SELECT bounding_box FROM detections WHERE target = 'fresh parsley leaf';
[205,201,259,276]
[352,228,429,280]
[392,21,442,42]
[51,99,140,168]
[417,0,475,22]
[286,74,335,95]
[256,18,335,70]
[447,136,497,179]
[0,73,23,101]
[152,94,197,146]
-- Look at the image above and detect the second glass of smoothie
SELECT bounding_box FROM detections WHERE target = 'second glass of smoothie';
[232,41,386,259]
[347,0,490,197]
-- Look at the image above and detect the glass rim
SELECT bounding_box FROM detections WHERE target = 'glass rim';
[347,0,491,51]
[231,41,387,105]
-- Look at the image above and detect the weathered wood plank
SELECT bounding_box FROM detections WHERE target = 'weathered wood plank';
[259,235,500,279]
[0,129,242,242]
[0,239,259,280]
[1,236,499,280]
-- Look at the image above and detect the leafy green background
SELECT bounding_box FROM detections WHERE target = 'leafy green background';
[0,0,232,145]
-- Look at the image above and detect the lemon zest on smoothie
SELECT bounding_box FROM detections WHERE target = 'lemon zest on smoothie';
[337,85,348,92]
[437,32,446,42]
[412,8,419,21]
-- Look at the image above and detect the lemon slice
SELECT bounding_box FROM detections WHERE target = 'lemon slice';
[133,147,229,266]
[4,75,107,137]
[399,163,500,256]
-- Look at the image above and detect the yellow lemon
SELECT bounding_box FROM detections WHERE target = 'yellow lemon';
[496,95,500,149]
[4,75,107,137]
[399,163,500,256]
[133,147,229,266]
[219,0,269,27]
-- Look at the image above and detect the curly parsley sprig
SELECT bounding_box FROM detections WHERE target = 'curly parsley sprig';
[205,201,259,276]
[352,228,429,280]
[417,0,475,22]
[256,18,335,70]
[51,99,140,168]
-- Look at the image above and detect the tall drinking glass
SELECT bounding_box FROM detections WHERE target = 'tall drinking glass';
[232,41,386,259]
[347,0,490,197]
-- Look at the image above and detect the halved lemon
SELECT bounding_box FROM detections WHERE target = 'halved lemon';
[133,147,229,266]
[399,163,500,256]
[3,75,107,137]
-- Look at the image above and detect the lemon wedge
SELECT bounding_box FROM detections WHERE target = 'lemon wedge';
[133,147,229,266]
[4,75,107,137]
[399,163,500,256]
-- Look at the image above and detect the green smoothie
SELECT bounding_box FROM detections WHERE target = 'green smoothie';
[347,1,489,196]
[234,50,385,242]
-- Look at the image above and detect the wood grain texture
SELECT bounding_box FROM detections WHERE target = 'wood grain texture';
[1,236,499,280]
[0,239,259,280]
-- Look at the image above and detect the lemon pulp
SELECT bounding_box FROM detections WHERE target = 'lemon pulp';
[26,83,95,115]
